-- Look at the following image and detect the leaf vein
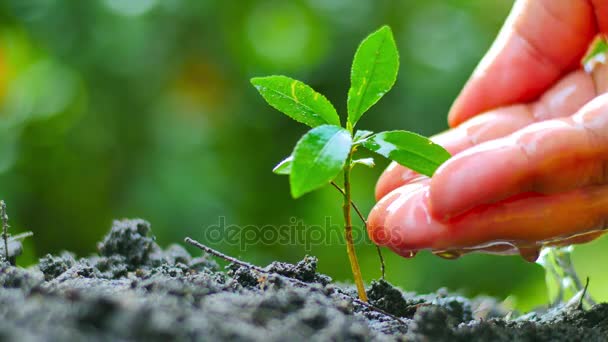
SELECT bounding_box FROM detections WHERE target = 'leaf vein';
[352,32,388,120]
[264,87,322,122]
[297,131,347,189]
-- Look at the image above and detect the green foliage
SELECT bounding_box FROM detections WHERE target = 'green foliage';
[353,130,374,142]
[251,76,341,127]
[351,157,375,168]
[582,35,608,70]
[347,26,399,129]
[362,131,451,177]
[290,125,351,198]
[253,25,449,198]
[252,26,452,300]
[272,155,293,175]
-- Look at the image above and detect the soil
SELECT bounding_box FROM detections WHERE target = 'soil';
[0,218,606,341]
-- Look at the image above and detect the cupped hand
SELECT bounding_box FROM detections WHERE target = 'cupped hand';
[368,0,608,261]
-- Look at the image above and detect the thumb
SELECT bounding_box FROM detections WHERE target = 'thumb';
[448,0,596,127]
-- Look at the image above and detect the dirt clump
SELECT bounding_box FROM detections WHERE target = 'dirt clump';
[0,218,605,341]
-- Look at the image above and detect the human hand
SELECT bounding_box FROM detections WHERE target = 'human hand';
[368,0,608,261]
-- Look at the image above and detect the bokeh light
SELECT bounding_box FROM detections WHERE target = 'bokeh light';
[103,0,158,17]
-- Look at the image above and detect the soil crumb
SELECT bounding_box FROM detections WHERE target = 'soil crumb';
[0,218,605,341]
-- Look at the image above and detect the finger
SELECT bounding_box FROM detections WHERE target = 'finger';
[448,0,596,127]
[531,70,597,120]
[591,0,608,33]
[430,93,608,220]
[591,61,608,93]
[375,70,595,200]
[375,105,532,200]
[368,180,608,259]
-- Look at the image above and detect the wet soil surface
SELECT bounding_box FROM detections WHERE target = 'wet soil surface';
[0,218,606,341]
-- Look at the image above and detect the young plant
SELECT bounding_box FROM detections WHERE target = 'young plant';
[1,200,8,261]
[251,26,450,301]
[0,200,33,265]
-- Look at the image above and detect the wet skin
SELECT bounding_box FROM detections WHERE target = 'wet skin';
[368,0,608,261]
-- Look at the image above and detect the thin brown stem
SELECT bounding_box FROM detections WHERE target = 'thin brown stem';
[185,237,265,273]
[331,181,385,279]
[184,237,405,324]
[375,245,385,280]
[330,182,366,223]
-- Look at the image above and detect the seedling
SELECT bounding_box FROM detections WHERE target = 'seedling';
[537,246,595,307]
[1,200,8,261]
[251,26,450,301]
[0,200,33,265]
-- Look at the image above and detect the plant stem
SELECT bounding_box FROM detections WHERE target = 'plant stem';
[538,246,596,307]
[1,200,9,261]
[375,245,385,280]
[343,149,368,301]
[330,181,385,279]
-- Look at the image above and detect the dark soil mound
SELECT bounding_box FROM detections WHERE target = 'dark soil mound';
[0,219,606,341]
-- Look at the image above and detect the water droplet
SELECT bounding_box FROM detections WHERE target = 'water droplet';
[518,246,541,263]
[433,250,461,260]
[400,250,418,258]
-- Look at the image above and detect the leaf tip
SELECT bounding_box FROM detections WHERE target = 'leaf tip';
[272,155,293,175]
[289,184,304,199]
[378,25,392,33]
[250,77,264,91]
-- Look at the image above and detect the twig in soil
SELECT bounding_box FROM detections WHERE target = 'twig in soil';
[1,200,9,261]
[184,237,266,274]
[578,277,591,310]
[330,181,385,279]
[184,237,406,325]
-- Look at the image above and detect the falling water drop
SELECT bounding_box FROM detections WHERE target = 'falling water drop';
[400,250,418,259]
[432,250,462,260]
[518,246,541,263]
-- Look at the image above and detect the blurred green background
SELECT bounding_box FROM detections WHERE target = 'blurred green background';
[1,0,607,311]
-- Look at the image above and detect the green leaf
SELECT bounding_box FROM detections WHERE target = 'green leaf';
[362,131,450,177]
[347,26,399,128]
[352,157,375,168]
[291,125,352,198]
[353,130,373,142]
[251,76,341,127]
[273,155,293,175]
[583,35,608,73]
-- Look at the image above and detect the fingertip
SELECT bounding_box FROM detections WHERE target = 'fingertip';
[367,189,400,246]
[374,163,400,201]
[447,81,479,127]
[369,182,446,256]
[447,91,466,128]
[429,141,528,220]
[374,162,419,201]
[428,153,475,220]
[428,162,460,220]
